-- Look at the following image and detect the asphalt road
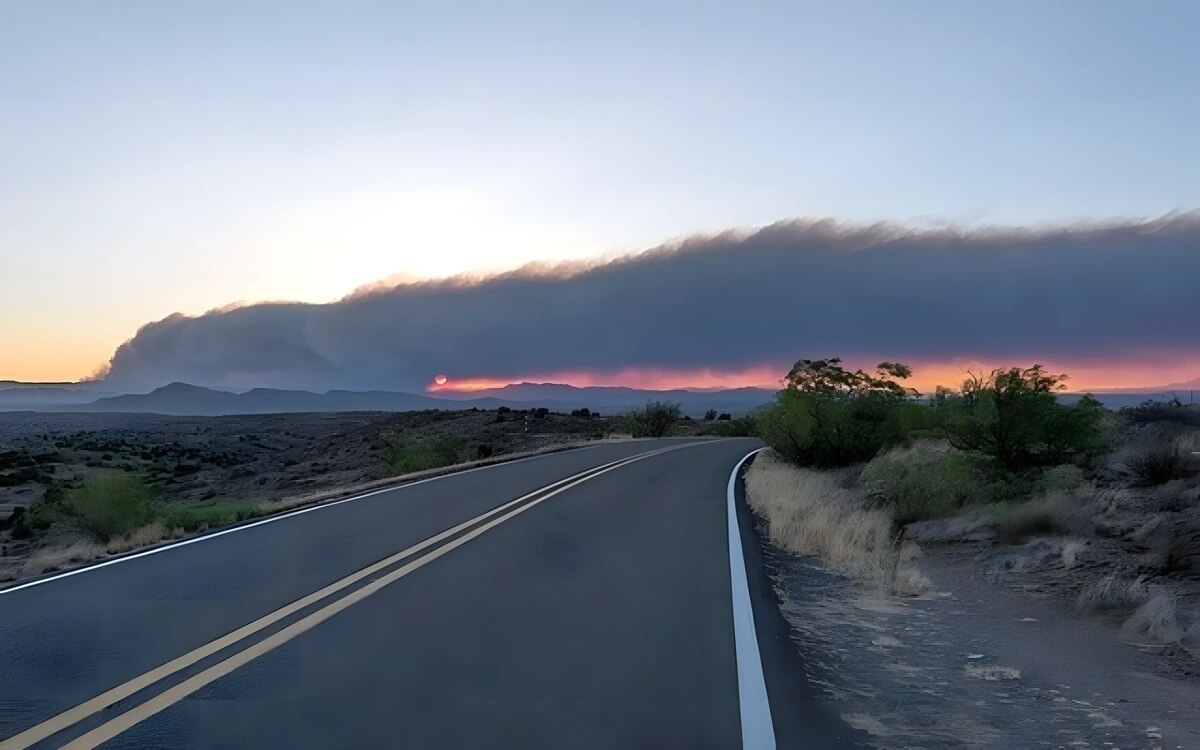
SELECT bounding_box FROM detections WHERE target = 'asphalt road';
[0,438,859,749]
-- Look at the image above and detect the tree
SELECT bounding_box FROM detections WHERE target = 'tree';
[703,409,718,421]
[757,358,921,468]
[936,365,1106,471]
[623,401,682,438]
[717,413,732,421]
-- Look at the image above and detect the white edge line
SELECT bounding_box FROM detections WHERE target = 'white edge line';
[0,441,656,595]
[727,447,775,750]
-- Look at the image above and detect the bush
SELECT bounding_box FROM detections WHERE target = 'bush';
[621,401,681,438]
[860,443,1011,524]
[1121,398,1200,427]
[757,358,923,468]
[703,409,717,421]
[697,417,757,437]
[70,474,156,541]
[936,365,1107,471]
[993,503,1068,545]
[1127,444,1190,485]
[158,497,260,532]
[381,434,467,475]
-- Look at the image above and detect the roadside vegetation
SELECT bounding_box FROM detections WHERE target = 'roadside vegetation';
[745,356,1200,650]
[0,408,620,580]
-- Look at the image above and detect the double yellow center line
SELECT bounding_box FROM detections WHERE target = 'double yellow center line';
[3,444,689,750]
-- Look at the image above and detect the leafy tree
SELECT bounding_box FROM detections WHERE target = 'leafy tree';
[623,401,682,438]
[717,413,732,421]
[935,365,1106,471]
[757,358,921,468]
[703,409,718,421]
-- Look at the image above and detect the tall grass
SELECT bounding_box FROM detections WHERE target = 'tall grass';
[381,434,468,475]
[745,450,926,593]
[71,473,156,540]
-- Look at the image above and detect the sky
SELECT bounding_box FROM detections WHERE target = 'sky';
[2,1,1198,389]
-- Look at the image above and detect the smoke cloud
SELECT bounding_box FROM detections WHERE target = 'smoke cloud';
[102,214,1200,392]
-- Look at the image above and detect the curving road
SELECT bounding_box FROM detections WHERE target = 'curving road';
[0,438,858,749]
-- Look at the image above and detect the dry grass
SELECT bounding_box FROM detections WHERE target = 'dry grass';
[1076,573,1152,612]
[23,539,104,575]
[1122,592,1183,644]
[745,450,928,594]
[105,522,186,554]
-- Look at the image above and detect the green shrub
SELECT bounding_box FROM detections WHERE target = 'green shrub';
[859,444,1010,524]
[621,401,681,438]
[70,473,156,541]
[1121,399,1200,427]
[1040,464,1085,493]
[757,359,924,468]
[158,497,260,531]
[381,434,467,475]
[936,365,1107,471]
[697,417,757,437]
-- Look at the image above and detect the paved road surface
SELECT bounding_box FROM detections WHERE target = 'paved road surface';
[0,438,858,748]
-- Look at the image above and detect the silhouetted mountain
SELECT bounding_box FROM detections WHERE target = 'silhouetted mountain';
[0,385,120,409]
[1,381,777,416]
[78,383,454,416]
[432,382,777,413]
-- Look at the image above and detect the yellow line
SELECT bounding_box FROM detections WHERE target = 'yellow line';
[0,447,675,750]
[1,444,689,749]
[60,450,670,749]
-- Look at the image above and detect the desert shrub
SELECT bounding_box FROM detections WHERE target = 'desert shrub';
[993,502,1069,545]
[1121,398,1200,427]
[158,497,260,532]
[1039,464,1085,493]
[1124,429,1198,486]
[696,417,756,437]
[757,358,923,468]
[15,483,72,536]
[1161,521,1200,574]
[1077,573,1151,612]
[1127,443,1190,485]
[70,473,156,541]
[621,401,681,438]
[936,365,1107,471]
[860,443,1011,524]
[381,434,467,475]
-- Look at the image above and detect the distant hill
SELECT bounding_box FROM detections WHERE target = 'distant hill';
[75,383,459,416]
[0,381,778,416]
[432,382,777,413]
[0,386,120,408]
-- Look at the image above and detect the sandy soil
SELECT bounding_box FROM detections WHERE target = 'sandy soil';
[762,535,1200,749]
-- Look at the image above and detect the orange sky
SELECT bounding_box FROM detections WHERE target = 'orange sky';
[426,355,1200,395]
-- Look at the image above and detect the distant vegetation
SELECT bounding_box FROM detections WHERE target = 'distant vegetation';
[620,401,683,438]
[380,433,469,475]
[16,472,260,542]
[754,357,1112,524]
[746,357,1200,630]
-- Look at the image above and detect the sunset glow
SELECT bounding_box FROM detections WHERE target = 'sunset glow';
[425,355,1200,396]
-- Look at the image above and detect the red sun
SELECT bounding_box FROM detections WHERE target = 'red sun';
[433,374,448,386]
